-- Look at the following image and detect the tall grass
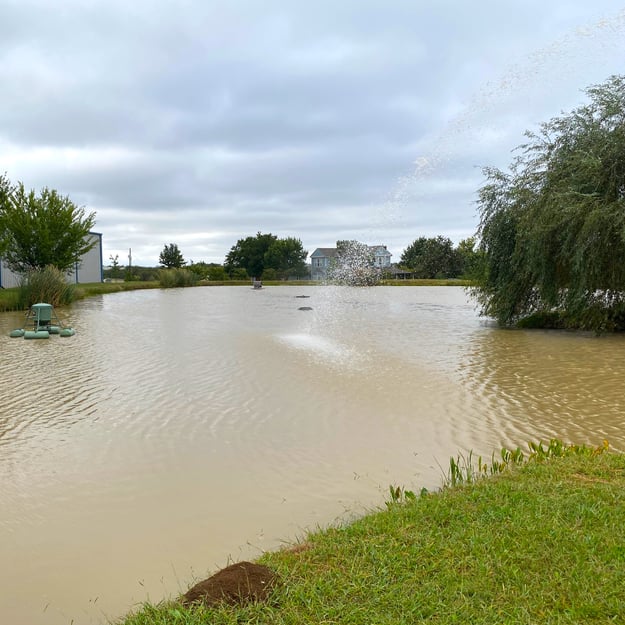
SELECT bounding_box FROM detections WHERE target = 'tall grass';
[0,287,22,312]
[159,268,198,288]
[17,266,75,308]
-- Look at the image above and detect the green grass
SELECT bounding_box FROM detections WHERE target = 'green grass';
[116,440,625,624]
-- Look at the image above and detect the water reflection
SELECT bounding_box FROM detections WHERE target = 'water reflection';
[0,286,623,624]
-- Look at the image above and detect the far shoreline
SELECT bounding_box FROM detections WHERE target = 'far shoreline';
[0,278,474,313]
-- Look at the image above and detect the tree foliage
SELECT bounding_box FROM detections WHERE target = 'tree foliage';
[263,237,308,279]
[186,261,228,281]
[0,174,97,273]
[456,237,483,280]
[159,243,186,268]
[400,235,461,278]
[225,232,278,279]
[473,75,625,331]
[108,254,123,279]
[225,232,307,280]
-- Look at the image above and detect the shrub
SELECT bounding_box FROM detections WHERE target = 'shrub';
[207,265,227,281]
[229,267,249,280]
[261,268,278,280]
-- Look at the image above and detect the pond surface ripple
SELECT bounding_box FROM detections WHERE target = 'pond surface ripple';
[1,286,624,624]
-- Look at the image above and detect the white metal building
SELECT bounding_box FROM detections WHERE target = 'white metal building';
[0,232,103,288]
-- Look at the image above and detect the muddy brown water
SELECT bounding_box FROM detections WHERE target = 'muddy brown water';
[1,286,624,624]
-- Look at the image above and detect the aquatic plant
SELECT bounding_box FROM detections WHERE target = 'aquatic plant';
[386,484,418,507]
[445,438,608,487]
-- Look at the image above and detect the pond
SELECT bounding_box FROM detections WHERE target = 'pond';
[1,286,624,624]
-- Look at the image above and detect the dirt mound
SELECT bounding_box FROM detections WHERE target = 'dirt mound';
[180,561,279,607]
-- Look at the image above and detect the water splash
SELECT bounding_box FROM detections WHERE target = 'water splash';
[380,7,625,246]
[325,240,384,286]
[276,332,359,368]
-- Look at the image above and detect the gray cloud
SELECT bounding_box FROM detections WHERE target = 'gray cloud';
[2,0,625,265]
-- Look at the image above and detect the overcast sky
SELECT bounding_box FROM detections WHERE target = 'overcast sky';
[2,1,625,266]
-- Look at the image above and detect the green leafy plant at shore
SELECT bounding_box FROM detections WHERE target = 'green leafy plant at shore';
[386,484,418,507]
[445,438,608,488]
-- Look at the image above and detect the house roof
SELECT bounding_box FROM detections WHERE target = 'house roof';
[370,245,392,256]
[310,247,338,258]
[310,245,391,258]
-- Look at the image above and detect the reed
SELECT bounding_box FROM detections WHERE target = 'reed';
[16,266,75,308]
[0,287,21,312]
[159,268,198,288]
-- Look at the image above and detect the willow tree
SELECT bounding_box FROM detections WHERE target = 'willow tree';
[0,175,97,273]
[473,75,625,332]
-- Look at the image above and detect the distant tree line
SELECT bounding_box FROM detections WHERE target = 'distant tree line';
[399,235,481,280]
[104,235,482,283]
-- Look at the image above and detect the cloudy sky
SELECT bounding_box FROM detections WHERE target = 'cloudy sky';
[2,1,625,266]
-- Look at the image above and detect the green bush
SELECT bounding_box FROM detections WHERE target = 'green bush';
[261,268,278,280]
[207,265,227,281]
[229,267,249,280]
[17,266,75,308]
[158,268,198,288]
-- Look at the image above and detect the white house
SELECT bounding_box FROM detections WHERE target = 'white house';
[309,247,339,280]
[369,245,393,268]
[0,232,103,288]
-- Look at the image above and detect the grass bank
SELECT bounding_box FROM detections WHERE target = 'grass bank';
[118,441,624,624]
